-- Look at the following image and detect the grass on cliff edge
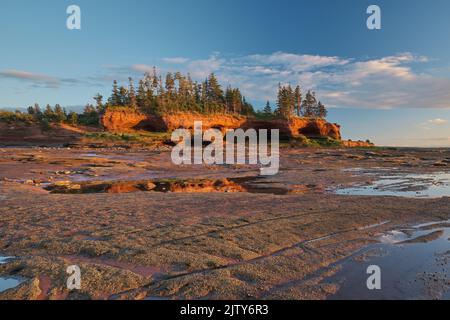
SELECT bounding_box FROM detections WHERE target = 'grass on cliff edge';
[284,135,343,148]
[83,131,171,146]
[84,131,352,150]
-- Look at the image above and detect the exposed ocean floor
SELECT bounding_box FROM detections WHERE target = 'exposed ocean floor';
[1,147,450,299]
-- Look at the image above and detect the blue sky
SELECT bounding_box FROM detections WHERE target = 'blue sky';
[1,0,450,146]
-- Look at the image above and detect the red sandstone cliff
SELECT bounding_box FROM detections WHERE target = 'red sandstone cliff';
[242,118,341,140]
[161,113,247,132]
[100,109,247,133]
[100,109,149,132]
[100,110,343,140]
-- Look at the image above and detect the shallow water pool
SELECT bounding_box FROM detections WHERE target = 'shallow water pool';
[0,256,24,293]
[335,172,450,198]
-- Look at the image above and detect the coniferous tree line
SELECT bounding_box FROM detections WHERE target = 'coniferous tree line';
[269,84,328,119]
[25,102,101,126]
[102,69,255,116]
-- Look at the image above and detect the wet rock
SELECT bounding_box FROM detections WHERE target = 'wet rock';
[399,230,444,244]
[55,170,75,175]
[54,181,72,187]
[345,154,365,160]
[433,162,447,167]
[401,162,414,167]
[0,277,39,300]
[143,182,156,190]
[130,162,149,168]
[365,151,381,157]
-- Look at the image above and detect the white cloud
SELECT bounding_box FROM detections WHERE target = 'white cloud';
[131,64,157,74]
[428,118,448,125]
[185,54,224,79]
[162,57,189,64]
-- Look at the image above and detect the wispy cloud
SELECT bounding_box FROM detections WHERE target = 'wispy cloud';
[0,69,59,88]
[428,118,448,125]
[244,52,349,72]
[0,69,100,89]
[131,64,158,74]
[162,57,189,64]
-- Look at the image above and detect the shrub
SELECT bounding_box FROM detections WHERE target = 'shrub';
[0,110,35,124]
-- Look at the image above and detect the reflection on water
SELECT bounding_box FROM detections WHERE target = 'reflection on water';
[44,177,323,196]
[327,221,450,300]
[0,256,14,264]
[0,277,24,293]
[335,172,450,198]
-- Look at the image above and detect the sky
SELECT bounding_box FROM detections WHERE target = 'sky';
[1,0,450,146]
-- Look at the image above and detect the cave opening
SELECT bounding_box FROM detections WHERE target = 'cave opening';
[298,124,322,137]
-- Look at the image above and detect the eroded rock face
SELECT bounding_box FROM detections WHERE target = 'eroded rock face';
[100,110,247,133]
[289,118,341,140]
[161,113,247,133]
[100,110,342,140]
[100,109,149,132]
[243,118,341,140]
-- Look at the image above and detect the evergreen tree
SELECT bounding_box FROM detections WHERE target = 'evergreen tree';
[263,101,272,114]
[79,104,99,126]
[165,73,175,96]
[225,86,243,114]
[94,94,104,113]
[241,97,255,116]
[317,101,328,119]
[225,86,233,113]
[276,84,295,118]
[194,83,201,106]
[54,104,67,122]
[68,112,78,125]
[137,79,146,109]
[83,104,96,114]
[302,90,317,118]
[294,85,302,117]
[27,106,35,115]
[128,77,137,109]
[33,103,41,115]
[109,80,120,106]
[151,68,159,95]
[118,86,128,106]
[44,104,55,121]
[206,73,225,107]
